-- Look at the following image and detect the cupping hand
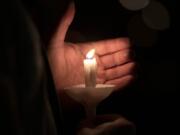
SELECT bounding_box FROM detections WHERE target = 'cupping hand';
[47,2,135,92]
[77,114,136,135]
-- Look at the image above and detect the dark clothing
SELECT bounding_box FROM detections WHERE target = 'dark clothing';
[0,0,64,134]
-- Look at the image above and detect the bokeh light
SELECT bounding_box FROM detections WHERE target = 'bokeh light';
[142,0,170,30]
[128,14,158,47]
[118,0,150,11]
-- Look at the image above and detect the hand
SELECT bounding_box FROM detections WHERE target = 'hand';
[47,2,135,92]
[77,114,136,135]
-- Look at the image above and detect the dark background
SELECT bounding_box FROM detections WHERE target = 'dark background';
[69,0,178,134]
[23,0,178,134]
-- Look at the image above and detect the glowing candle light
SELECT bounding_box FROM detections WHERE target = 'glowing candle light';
[83,49,97,87]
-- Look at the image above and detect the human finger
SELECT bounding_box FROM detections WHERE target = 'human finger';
[105,75,134,90]
[100,49,131,69]
[52,2,75,46]
[105,62,135,80]
[79,38,130,56]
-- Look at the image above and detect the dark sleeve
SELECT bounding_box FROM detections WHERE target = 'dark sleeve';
[0,0,63,134]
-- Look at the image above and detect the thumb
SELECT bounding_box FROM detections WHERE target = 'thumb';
[53,2,75,45]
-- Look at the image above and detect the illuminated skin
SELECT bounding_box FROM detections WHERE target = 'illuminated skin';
[48,3,135,92]
[77,114,135,135]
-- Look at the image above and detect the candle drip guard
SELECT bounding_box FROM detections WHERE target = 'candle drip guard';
[64,84,115,118]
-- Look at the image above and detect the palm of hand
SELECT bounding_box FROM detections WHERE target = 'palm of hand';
[47,2,135,92]
[48,39,134,92]
[48,43,86,89]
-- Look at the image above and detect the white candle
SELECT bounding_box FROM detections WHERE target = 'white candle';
[83,49,97,87]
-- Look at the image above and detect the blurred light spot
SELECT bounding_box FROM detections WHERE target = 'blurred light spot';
[142,0,170,30]
[119,0,150,11]
[128,14,158,47]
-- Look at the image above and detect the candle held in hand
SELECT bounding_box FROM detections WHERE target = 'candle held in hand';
[84,49,97,87]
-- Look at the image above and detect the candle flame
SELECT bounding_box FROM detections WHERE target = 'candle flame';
[86,49,95,59]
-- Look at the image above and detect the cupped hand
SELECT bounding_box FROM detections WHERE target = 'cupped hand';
[47,2,135,92]
[77,114,136,135]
